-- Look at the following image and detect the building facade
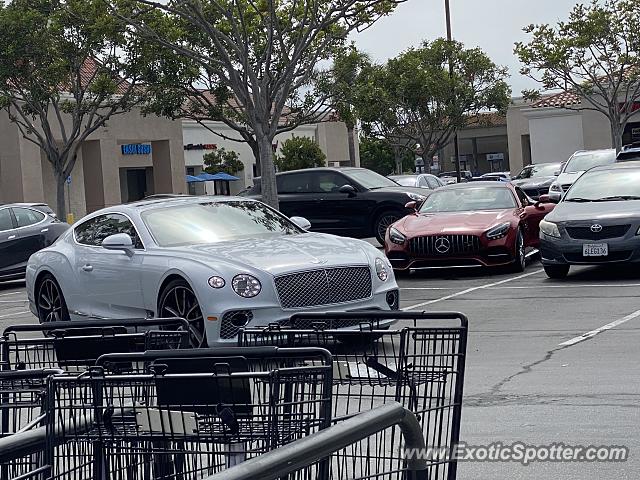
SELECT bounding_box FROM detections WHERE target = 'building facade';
[0,107,186,219]
[183,119,359,196]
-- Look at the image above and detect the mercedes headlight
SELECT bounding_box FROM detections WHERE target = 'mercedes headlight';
[389,227,407,245]
[406,192,427,202]
[540,220,561,238]
[375,258,389,281]
[232,274,262,298]
[550,183,561,192]
[485,222,511,240]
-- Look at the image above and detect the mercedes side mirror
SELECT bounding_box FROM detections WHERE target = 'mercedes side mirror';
[405,201,418,214]
[290,216,311,230]
[102,233,135,257]
[339,184,357,197]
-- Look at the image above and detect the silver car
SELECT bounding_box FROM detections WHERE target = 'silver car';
[548,149,616,202]
[26,197,399,345]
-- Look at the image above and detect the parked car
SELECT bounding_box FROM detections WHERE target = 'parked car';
[616,143,640,162]
[480,172,511,181]
[26,196,400,345]
[548,149,616,202]
[511,162,563,200]
[385,182,555,272]
[540,161,640,279]
[439,171,473,184]
[388,174,445,190]
[0,203,68,281]
[242,168,428,243]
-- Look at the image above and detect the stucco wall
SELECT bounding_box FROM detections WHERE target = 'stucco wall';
[506,100,533,174]
[526,109,584,165]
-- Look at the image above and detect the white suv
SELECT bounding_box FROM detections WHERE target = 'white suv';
[548,149,616,202]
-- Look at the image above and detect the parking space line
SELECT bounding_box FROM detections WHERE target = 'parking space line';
[492,283,640,290]
[401,268,544,311]
[0,310,30,319]
[558,309,640,347]
[0,291,23,297]
[0,300,28,303]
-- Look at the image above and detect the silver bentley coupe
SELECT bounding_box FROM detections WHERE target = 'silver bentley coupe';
[26,196,399,345]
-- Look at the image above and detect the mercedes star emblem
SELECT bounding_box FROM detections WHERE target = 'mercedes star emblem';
[590,224,603,233]
[435,237,451,254]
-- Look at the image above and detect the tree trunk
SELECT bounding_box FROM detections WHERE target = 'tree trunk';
[257,134,279,210]
[610,119,624,153]
[347,125,357,167]
[55,174,67,220]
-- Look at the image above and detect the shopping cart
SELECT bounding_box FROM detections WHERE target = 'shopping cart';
[238,310,468,480]
[39,354,333,480]
[0,317,190,372]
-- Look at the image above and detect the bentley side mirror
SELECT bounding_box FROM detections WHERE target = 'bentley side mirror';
[290,216,311,230]
[553,171,560,176]
[339,184,357,197]
[102,233,135,257]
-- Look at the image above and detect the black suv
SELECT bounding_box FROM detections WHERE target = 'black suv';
[242,167,428,243]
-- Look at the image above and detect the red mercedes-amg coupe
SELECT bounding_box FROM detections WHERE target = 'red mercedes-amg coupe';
[384,182,555,272]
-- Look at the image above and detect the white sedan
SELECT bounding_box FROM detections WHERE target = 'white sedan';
[26,196,399,346]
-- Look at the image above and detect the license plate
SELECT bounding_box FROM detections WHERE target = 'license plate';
[583,243,608,256]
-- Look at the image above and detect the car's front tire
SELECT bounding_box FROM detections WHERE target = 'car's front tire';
[374,210,402,244]
[509,228,526,273]
[544,264,570,279]
[36,273,70,324]
[158,278,207,348]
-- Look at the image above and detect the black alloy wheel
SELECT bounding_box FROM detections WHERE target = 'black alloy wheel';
[375,211,401,245]
[37,274,70,324]
[159,279,207,348]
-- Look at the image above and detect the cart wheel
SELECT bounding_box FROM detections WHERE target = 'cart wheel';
[36,273,70,324]
[159,279,207,348]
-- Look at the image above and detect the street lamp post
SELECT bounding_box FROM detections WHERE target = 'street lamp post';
[445,0,462,183]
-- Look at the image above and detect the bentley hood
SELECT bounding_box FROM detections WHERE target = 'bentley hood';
[172,232,375,275]
[396,210,514,236]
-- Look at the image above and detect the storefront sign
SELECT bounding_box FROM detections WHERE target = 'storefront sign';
[184,143,217,151]
[487,153,505,161]
[121,144,152,155]
[632,128,640,140]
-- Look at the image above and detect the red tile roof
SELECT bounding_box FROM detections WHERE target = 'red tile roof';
[531,91,581,108]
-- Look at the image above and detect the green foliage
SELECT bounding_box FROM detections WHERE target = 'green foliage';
[514,0,640,150]
[275,136,327,172]
[203,148,244,174]
[359,137,414,175]
[354,38,510,161]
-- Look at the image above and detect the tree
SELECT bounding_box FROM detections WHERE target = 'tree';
[359,136,413,175]
[355,39,510,168]
[111,0,405,210]
[316,44,371,167]
[275,136,326,172]
[203,148,244,174]
[0,0,150,218]
[515,0,640,152]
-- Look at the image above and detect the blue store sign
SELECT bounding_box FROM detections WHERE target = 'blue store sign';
[121,143,152,155]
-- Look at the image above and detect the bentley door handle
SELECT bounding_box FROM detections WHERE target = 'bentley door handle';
[82,264,94,272]
[8,235,16,240]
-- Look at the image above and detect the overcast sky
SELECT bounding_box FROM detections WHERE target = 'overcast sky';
[353,0,582,96]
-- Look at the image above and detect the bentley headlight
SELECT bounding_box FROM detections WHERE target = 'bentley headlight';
[375,258,389,281]
[208,276,226,289]
[485,222,511,240]
[550,183,561,192]
[389,227,407,245]
[540,220,561,238]
[406,192,427,202]
[232,274,261,298]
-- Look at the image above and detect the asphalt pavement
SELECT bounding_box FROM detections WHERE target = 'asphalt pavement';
[1,259,639,479]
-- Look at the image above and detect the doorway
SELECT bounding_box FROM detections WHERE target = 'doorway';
[126,169,148,201]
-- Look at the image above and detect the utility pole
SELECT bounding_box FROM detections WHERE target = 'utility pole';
[445,0,462,183]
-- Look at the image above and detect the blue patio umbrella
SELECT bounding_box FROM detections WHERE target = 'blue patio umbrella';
[186,174,204,183]
[196,172,218,181]
[209,172,240,181]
